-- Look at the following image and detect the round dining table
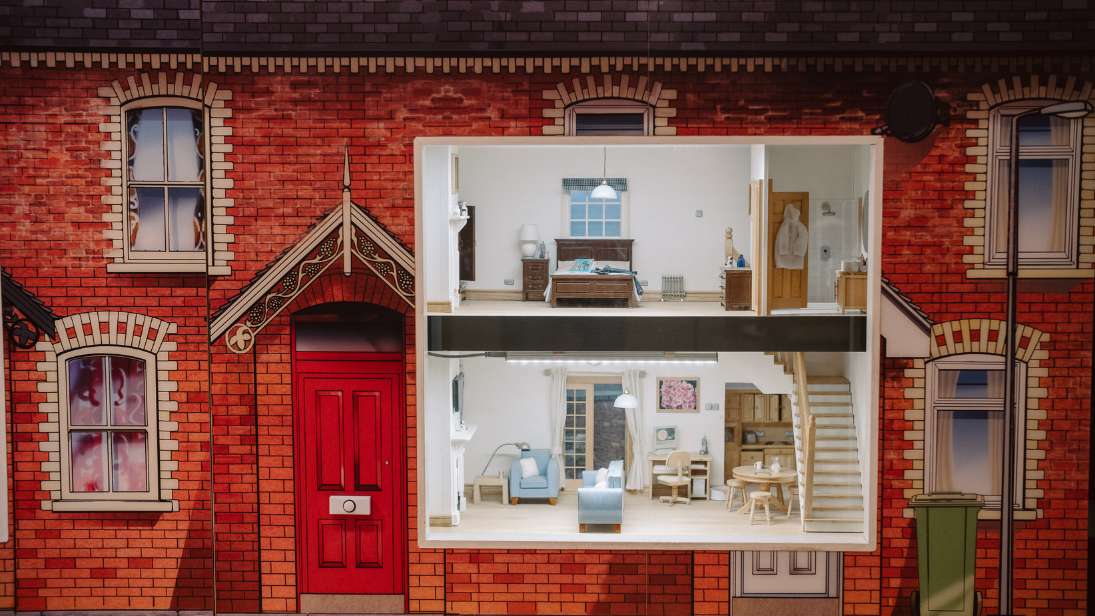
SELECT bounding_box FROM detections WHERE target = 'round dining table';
[731,465,799,514]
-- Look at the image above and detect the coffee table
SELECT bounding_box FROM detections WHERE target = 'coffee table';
[731,465,798,513]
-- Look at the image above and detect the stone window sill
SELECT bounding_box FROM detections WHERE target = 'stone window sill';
[107,262,231,276]
[967,269,1093,279]
[52,499,176,513]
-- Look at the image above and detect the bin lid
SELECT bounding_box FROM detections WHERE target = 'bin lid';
[908,492,985,508]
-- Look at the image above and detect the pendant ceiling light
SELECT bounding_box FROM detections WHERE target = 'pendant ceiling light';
[590,146,617,199]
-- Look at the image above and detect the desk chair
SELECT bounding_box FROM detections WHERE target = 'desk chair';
[656,450,691,506]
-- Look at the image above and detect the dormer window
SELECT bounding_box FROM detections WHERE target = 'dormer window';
[565,99,652,136]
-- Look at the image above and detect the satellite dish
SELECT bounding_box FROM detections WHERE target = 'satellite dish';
[871,81,950,143]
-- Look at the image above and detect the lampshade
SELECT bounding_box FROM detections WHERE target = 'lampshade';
[614,390,639,408]
[518,224,541,242]
[591,180,617,200]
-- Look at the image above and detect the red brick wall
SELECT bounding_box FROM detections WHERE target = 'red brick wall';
[2,56,1089,614]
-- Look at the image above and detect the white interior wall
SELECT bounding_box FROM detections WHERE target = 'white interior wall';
[424,354,460,520]
[456,145,752,293]
[766,145,868,303]
[423,145,455,303]
[458,353,788,488]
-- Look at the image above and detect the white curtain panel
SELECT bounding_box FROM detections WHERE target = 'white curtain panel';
[548,367,568,480]
[622,368,645,491]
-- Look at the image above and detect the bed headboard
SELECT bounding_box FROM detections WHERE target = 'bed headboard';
[555,238,634,267]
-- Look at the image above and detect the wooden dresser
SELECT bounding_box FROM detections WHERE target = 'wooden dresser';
[522,258,548,301]
[719,267,752,310]
[835,271,867,313]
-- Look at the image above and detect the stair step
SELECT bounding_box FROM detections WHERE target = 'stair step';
[804,518,864,533]
[814,446,858,452]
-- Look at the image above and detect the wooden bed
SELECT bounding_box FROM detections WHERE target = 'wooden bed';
[550,238,636,307]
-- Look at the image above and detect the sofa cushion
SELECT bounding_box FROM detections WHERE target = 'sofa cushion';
[519,456,539,479]
[595,467,608,485]
[595,481,608,489]
[520,476,548,489]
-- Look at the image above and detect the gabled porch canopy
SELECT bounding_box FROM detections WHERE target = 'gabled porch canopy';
[210,157,414,354]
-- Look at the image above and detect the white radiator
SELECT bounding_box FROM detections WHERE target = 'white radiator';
[661,275,685,301]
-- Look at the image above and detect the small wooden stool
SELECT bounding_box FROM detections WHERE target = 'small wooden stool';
[785,484,800,520]
[725,479,746,511]
[749,491,773,525]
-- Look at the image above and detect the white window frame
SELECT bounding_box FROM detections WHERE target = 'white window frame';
[564,99,653,136]
[120,97,212,268]
[56,346,167,511]
[924,354,1026,513]
[561,189,630,239]
[984,100,1083,268]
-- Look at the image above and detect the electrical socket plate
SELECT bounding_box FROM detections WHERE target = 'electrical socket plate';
[504,279,514,285]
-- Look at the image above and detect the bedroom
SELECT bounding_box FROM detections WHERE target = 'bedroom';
[421,140,874,314]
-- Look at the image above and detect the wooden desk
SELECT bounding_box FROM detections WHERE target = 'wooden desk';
[731,465,798,513]
[648,452,713,500]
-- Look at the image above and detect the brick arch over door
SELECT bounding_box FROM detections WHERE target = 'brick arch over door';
[210,270,417,613]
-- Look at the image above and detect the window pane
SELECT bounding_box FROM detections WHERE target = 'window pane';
[565,455,575,468]
[570,190,587,202]
[574,390,586,402]
[588,203,603,220]
[68,356,106,426]
[575,455,585,468]
[588,221,603,237]
[605,202,621,219]
[935,410,1002,496]
[604,221,621,237]
[575,113,645,136]
[130,187,166,252]
[1002,114,1071,148]
[127,108,164,182]
[994,159,1069,255]
[112,432,148,492]
[566,468,577,480]
[109,356,146,426]
[167,187,206,252]
[166,108,204,182]
[565,416,575,428]
[570,221,586,237]
[575,415,585,428]
[570,203,586,220]
[565,442,575,454]
[70,431,108,492]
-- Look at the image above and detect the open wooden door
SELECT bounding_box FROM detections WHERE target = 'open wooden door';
[748,180,763,313]
[766,180,810,313]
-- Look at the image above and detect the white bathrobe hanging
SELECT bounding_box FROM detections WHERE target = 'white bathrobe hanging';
[774,203,808,269]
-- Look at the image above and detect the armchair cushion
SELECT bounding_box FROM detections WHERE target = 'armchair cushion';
[519,457,539,479]
[520,476,548,489]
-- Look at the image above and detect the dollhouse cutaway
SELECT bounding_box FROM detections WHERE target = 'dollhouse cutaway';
[1,3,1091,615]
[418,139,882,551]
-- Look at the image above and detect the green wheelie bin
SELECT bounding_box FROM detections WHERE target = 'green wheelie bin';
[908,493,985,616]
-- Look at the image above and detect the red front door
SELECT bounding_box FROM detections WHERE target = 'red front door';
[295,354,405,597]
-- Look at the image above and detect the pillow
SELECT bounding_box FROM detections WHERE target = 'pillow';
[595,467,608,485]
[595,481,608,489]
[519,457,539,479]
[555,260,574,273]
[600,260,631,271]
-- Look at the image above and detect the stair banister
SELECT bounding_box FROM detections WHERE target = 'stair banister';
[791,352,814,528]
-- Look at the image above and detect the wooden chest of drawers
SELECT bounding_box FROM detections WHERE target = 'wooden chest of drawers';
[720,268,752,310]
[522,258,548,301]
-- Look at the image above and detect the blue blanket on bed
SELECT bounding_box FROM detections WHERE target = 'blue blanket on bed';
[590,266,643,296]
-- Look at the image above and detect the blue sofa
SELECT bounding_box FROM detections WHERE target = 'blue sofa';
[577,459,625,532]
[509,449,560,505]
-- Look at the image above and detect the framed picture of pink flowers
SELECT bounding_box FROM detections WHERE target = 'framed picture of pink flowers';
[656,377,700,412]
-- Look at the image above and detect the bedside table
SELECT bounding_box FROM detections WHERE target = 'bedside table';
[522,258,548,301]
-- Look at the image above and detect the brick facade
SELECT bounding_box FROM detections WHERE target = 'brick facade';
[2,47,1089,615]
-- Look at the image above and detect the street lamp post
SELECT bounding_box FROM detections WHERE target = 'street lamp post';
[998,100,1091,616]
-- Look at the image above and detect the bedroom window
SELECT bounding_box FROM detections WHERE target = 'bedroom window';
[123,102,208,264]
[925,355,1025,511]
[58,348,163,508]
[568,190,623,238]
[985,101,1083,268]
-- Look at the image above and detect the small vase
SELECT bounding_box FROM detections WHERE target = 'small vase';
[771,462,781,474]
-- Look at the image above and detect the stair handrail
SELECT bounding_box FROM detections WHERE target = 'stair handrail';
[791,352,814,529]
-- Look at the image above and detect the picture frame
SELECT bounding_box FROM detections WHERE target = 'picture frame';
[745,431,756,444]
[451,153,459,194]
[656,377,700,412]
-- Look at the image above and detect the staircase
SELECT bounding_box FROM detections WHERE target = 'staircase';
[768,353,865,534]
[792,377,865,533]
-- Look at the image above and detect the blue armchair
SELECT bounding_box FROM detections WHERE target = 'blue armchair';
[509,449,560,505]
[577,459,624,532]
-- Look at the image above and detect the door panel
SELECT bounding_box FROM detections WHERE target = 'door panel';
[738,551,836,596]
[766,180,810,313]
[297,362,402,597]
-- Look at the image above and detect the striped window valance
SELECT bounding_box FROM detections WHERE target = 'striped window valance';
[562,178,628,192]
